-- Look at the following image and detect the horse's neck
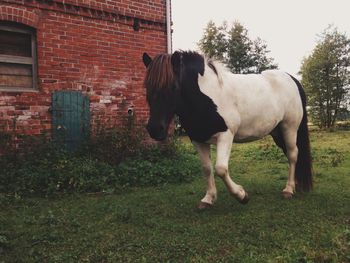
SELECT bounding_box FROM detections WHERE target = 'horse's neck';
[175,80,228,143]
[178,87,211,113]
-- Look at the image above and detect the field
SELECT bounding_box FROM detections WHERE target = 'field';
[1,131,349,262]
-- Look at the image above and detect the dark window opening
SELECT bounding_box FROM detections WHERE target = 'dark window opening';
[0,22,37,92]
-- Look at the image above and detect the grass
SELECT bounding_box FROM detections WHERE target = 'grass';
[1,131,350,262]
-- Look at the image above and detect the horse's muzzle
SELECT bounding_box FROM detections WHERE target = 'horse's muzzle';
[146,122,167,141]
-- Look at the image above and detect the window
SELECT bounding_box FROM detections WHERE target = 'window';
[0,22,37,92]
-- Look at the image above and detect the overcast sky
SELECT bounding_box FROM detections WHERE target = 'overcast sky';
[172,0,350,76]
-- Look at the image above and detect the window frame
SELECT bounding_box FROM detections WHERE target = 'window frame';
[0,23,38,92]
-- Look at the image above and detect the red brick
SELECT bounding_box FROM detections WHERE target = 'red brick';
[0,0,169,140]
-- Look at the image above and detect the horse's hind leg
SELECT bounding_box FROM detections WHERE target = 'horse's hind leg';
[279,123,299,198]
[271,125,286,155]
[215,131,249,204]
[193,142,217,210]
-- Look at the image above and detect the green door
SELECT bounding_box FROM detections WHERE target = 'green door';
[52,91,90,151]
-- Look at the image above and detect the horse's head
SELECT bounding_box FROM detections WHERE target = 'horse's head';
[143,51,205,141]
[143,52,179,141]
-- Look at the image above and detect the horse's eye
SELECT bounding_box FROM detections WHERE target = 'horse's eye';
[149,92,160,103]
[170,82,178,91]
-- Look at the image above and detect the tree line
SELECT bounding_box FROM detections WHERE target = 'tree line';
[198,21,350,128]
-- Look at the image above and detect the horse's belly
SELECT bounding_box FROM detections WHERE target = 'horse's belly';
[233,135,260,143]
[234,118,279,142]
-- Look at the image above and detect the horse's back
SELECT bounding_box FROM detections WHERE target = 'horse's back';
[231,70,301,113]
[198,65,303,141]
[262,70,304,126]
[261,70,298,95]
[226,70,302,139]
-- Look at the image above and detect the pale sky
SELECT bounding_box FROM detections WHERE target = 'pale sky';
[172,0,350,76]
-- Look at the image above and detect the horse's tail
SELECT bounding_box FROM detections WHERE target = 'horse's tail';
[290,75,313,192]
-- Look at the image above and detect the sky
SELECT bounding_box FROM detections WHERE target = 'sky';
[171,0,350,76]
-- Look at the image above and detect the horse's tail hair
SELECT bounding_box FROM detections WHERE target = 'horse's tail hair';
[290,74,313,192]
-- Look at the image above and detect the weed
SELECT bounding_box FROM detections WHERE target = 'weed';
[0,131,349,262]
[243,141,286,163]
[116,151,199,187]
[313,147,345,167]
[0,123,199,196]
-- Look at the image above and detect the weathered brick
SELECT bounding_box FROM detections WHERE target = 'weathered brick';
[0,0,169,138]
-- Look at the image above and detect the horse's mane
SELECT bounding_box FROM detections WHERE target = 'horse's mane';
[144,51,228,91]
[203,57,227,87]
[144,53,174,91]
[207,59,218,76]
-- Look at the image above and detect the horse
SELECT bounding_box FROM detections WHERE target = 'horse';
[142,50,312,210]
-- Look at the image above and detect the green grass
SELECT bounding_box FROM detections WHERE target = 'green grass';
[1,131,350,262]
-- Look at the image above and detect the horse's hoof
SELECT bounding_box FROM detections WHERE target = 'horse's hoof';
[236,191,250,205]
[282,190,294,199]
[197,201,213,211]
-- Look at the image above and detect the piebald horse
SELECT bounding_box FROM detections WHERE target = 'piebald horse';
[142,50,312,210]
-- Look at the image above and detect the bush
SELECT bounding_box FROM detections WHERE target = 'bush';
[243,141,286,163]
[0,150,119,196]
[116,151,200,187]
[82,116,146,166]
[336,121,350,130]
[313,147,345,167]
[0,126,200,197]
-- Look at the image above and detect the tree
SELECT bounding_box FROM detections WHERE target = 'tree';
[252,37,278,74]
[300,26,350,128]
[198,21,277,73]
[197,20,227,61]
[226,22,254,73]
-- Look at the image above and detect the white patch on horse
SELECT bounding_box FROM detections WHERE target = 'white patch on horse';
[198,63,303,143]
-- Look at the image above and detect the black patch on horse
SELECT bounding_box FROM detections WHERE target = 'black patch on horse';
[174,51,228,142]
[288,73,313,191]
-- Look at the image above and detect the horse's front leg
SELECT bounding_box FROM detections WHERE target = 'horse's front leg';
[215,131,249,204]
[193,142,217,210]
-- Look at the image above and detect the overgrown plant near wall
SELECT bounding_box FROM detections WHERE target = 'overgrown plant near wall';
[0,118,200,197]
[116,137,199,187]
[84,116,147,166]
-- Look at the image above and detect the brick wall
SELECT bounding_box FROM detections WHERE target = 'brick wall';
[0,0,169,137]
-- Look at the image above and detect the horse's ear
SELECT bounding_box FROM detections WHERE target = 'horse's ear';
[171,51,181,75]
[142,53,152,67]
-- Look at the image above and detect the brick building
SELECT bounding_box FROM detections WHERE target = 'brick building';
[0,0,171,145]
